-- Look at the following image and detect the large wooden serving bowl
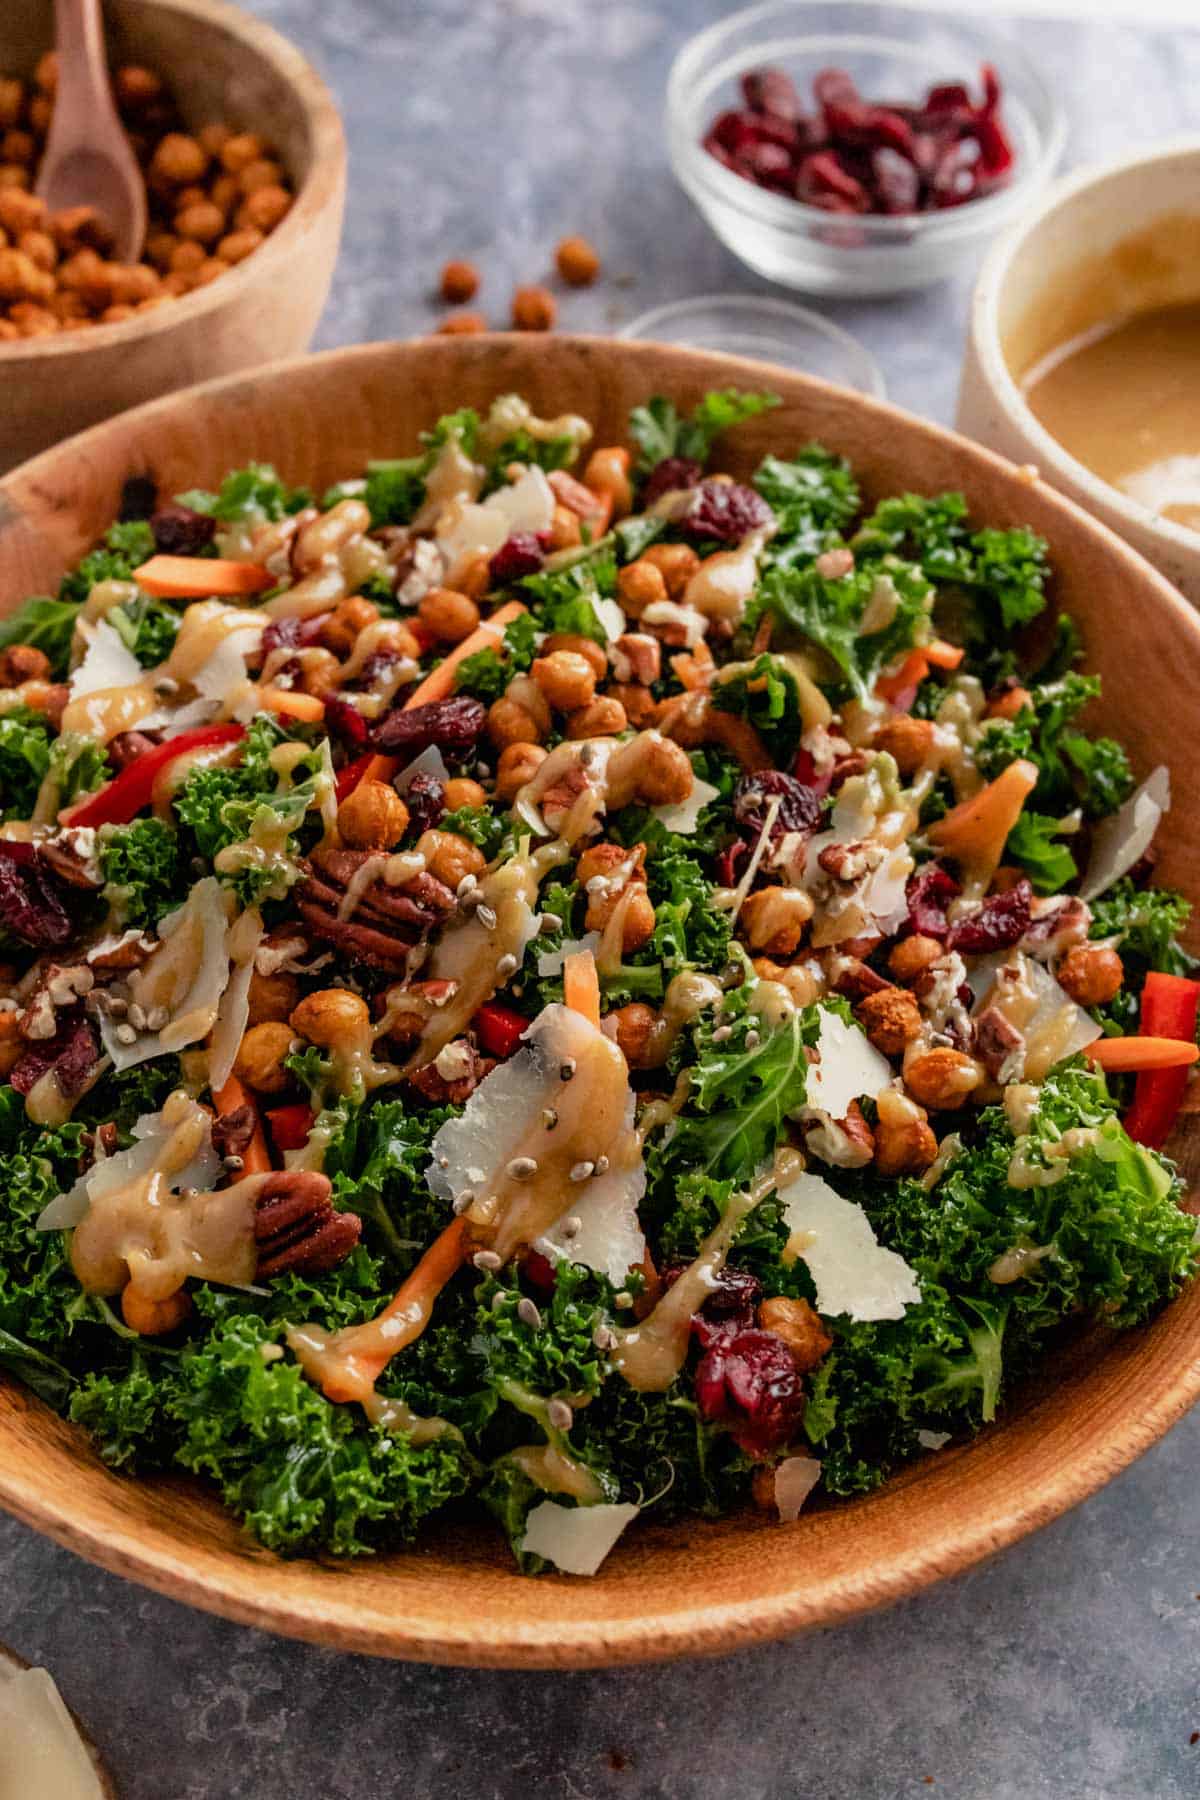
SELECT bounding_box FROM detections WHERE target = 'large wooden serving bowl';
[1,337,1198,1668]
[0,0,345,473]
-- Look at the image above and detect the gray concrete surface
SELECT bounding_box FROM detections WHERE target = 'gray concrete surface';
[3,2,1200,1795]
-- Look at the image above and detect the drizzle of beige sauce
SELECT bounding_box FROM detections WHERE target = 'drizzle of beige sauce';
[61,601,265,743]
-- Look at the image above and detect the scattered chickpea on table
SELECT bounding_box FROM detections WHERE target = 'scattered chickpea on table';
[0,49,294,339]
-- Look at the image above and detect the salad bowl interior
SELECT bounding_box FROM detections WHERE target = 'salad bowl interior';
[1,335,1199,1668]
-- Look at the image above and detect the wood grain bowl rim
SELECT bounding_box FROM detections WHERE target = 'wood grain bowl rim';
[0,0,346,363]
[0,334,1198,1668]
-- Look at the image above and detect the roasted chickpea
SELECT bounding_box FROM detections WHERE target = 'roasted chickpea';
[208,171,241,216]
[9,301,57,335]
[511,283,556,330]
[555,234,600,286]
[219,131,266,174]
[15,228,54,274]
[640,542,701,599]
[606,682,657,728]
[577,841,643,889]
[874,1087,938,1177]
[566,697,627,739]
[871,715,936,778]
[609,1002,658,1069]
[443,777,486,810]
[758,1296,832,1372]
[234,1020,296,1094]
[753,956,822,1009]
[121,1285,192,1337]
[216,227,263,265]
[437,310,487,335]
[495,740,547,800]
[542,632,607,681]
[0,247,50,303]
[0,644,50,686]
[616,557,668,619]
[531,649,596,713]
[487,695,542,751]
[191,256,227,289]
[582,445,633,519]
[110,262,161,305]
[337,779,410,850]
[150,132,208,186]
[198,120,233,158]
[631,734,693,806]
[0,81,22,131]
[144,230,178,270]
[455,553,492,598]
[887,933,943,985]
[115,65,165,109]
[418,586,480,644]
[418,829,488,891]
[168,238,205,274]
[1056,943,1124,1007]
[855,986,923,1057]
[34,50,58,93]
[16,679,68,724]
[741,886,814,957]
[27,95,52,137]
[238,158,284,196]
[316,596,378,656]
[903,1046,982,1111]
[297,646,341,697]
[50,204,113,253]
[175,200,225,245]
[1,130,35,169]
[291,988,371,1049]
[246,967,300,1026]
[237,184,291,233]
[440,258,479,302]
[0,186,46,237]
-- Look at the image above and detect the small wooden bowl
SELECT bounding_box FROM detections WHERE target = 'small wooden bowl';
[0,0,345,473]
[1,336,1198,1668]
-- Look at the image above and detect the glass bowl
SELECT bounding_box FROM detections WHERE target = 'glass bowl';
[666,0,1066,298]
[618,294,885,396]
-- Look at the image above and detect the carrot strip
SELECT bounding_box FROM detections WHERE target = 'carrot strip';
[927,758,1039,883]
[133,554,275,598]
[925,638,965,670]
[320,1216,472,1401]
[1085,1037,1200,1073]
[212,1075,271,1175]
[875,648,929,702]
[563,949,601,1027]
[256,685,325,723]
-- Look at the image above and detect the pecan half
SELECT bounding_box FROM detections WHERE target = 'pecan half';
[41,830,103,890]
[212,1103,257,1160]
[253,1171,363,1279]
[9,1010,100,1100]
[296,847,455,971]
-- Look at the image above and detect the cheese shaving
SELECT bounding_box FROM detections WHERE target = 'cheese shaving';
[519,1499,639,1575]
[779,1170,920,1321]
[804,1010,893,1119]
[650,776,719,837]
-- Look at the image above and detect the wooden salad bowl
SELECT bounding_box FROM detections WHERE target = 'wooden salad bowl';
[0,0,345,473]
[0,336,1198,1668]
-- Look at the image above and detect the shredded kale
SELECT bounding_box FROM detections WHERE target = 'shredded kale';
[751,559,932,701]
[98,817,183,926]
[516,550,617,639]
[709,652,803,764]
[109,593,181,666]
[173,715,326,904]
[975,674,1133,819]
[453,610,539,703]
[0,708,52,821]
[1005,809,1079,894]
[439,805,506,857]
[177,463,310,524]
[754,446,861,566]
[629,390,779,475]
[363,408,481,526]
[57,520,156,609]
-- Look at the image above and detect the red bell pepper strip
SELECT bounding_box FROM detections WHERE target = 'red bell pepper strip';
[1121,971,1200,1150]
[265,1102,315,1152]
[474,1002,529,1059]
[60,723,246,828]
[335,752,375,803]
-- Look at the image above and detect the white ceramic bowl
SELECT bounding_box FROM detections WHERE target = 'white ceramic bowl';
[957,137,1200,604]
[666,0,1065,298]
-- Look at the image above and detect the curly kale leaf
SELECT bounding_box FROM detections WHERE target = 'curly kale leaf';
[108,593,181,666]
[1090,880,1195,984]
[98,817,182,926]
[629,389,779,475]
[752,560,932,701]
[440,804,506,858]
[173,715,326,903]
[0,1094,87,1357]
[177,463,310,524]
[453,610,539,704]
[710,652,803,763]
[0,707,51,821]
[516,549,618,639]
[646,840,731,975]
[1004,810,1078,894]
[362,408,481,526]
[474,1263,612,1403]
[754,446,861,566]
[57,520,156,610]
[323,1097,456,1272]
[975,674,1133,820]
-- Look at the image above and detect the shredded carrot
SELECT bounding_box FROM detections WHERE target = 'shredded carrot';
[320,1215,472,1401]
[133,554,275,599]
[1085,1037,1200,1073]
[925,638,965,670]
[875,648,929,702]
[256,685,325,723]
[212,1075,271,1175]
[927,759,1039,881]
[563,948,601,1027]
[403,598,527,711]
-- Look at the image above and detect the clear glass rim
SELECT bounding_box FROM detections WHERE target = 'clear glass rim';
[667,0,1068,246]
[617,293,887,399]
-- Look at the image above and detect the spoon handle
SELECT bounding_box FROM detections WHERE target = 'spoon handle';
[37,0,147,261]
[51,0,114,131]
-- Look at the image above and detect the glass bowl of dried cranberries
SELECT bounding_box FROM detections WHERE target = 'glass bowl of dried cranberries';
[667,0,1065,297]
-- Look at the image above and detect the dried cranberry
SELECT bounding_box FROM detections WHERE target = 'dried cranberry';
[10,1012,98,1099]
[871,147,920,214]
[522,1250,558,1296]
[924,82,972,114]
[0,843,74,949]
[321,693,371,750]
[751,140,794,188]
[694,1327,805,1460]
[813,67,860,116]
[734,770,822,842]
[715,838,750,888]
[489,533,545,585]
[150,503,217,557]
[660,1262,761,1348]
[371,694,486,760]
[357,647,404,689]
[683,480,774,545]
[642,456,703,508]
[707,109,759,160]
[405,771,446,834]
[905,862,961,940]
[741,66,802,121]
[947,879,1032,953]
[797,150,870,213]
[260,613,328,659]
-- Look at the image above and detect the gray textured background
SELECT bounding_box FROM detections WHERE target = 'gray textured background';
[4,3,1200,1796]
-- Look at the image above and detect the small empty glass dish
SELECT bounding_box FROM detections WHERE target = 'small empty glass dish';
[618,294,886,398]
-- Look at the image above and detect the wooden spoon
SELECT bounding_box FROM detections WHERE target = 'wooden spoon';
[35,0,146,263]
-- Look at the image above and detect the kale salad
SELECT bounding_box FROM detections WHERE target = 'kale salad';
[0,387,1196,1577]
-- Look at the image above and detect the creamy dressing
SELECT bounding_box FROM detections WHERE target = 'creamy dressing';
[61,600,265,743]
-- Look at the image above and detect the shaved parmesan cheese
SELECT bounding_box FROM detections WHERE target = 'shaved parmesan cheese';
[804,1010,893,1119]
[436,501,509,575]
[38,1095,220,1231]
[519,1499,639,1575]
[536,931,600,978]
[393,743,450,792]
[99,877,234,1071]
[190,616,264,703]
[68,621,143,699]
[0,1666,108,1799]
[773,1455,822,1521]
[486,464,555,536]
[917,1429,952,1451]
[650,776,719,836]
[1079,765,1170,901]
[208,908,264,1093]
[969,951,1101,1074]
[779,1170,920,1321]
[592,596,626,642]
[542,1150,647,1286]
